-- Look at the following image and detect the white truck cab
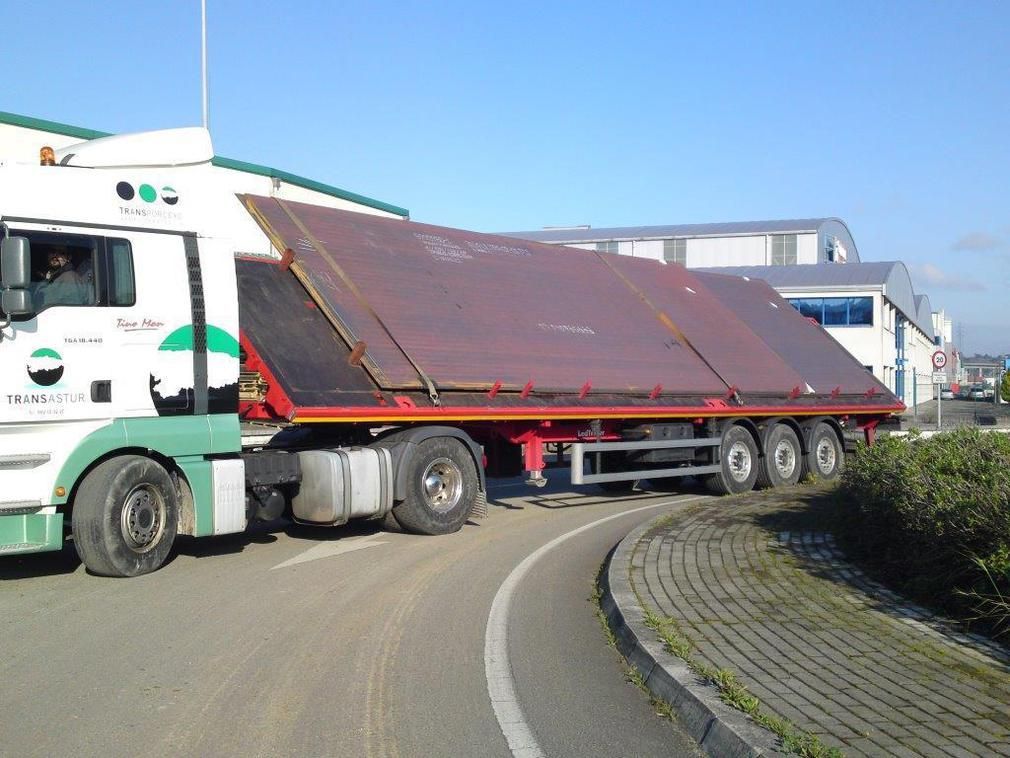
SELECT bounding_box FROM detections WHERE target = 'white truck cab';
[0,128,248,575]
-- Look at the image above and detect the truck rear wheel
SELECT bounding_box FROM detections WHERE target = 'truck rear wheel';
[706,425,759,495]
[391,437,478,535]
[71,455,179,577]
[756,424,802,489]
[804,423,843,480]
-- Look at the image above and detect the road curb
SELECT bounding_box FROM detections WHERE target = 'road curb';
[601,514,782,757]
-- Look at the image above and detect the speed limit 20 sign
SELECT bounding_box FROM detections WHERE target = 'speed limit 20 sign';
[932,350,948,370]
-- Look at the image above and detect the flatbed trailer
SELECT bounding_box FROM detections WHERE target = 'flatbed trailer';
[0,127,902,577]
[235,195,899,486]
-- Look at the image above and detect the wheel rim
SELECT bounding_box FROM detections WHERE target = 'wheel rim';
[120,484,166,553]
[727,441,752,482]
[421,457,463,513]
[815,437,837,475]
[773,439,797,479]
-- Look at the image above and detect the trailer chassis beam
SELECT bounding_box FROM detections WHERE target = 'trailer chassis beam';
[570,438,722,485]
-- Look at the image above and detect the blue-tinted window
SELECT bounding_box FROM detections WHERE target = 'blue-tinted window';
[823,299,848,325]
[787,296,873,327]
[847,297,873,325]
[791,298,824,323]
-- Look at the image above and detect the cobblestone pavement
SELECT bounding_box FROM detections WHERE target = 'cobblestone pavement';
[627,486,1010,757]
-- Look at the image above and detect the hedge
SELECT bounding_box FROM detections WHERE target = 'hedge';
[837,428,1010,635]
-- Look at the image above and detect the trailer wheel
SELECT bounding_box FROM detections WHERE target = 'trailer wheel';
[804,423,844,480]
[756,424,802,489]
[391,437,478,535]
[706,425,759,495]
[71,455,179,577]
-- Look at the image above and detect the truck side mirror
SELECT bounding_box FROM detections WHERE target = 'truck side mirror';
[1,236,31,289]
[1,289,33,316]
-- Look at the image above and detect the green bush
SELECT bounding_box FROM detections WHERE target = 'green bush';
[1002,371,1010,403]
[838,428,1010,634]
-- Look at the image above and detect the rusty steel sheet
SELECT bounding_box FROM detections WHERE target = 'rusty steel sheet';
[600,255,809,394]
[243,195,423,388]
[693,271,892,396]
[242,195,731,395]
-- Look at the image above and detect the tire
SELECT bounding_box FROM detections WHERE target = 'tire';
[804,422,844,480]
[390,437,479,535]
[706,425,759,495]
[71,455,179,577]
[755,424,802,489]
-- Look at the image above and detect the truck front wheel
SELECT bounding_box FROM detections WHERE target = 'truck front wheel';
[391,437,478,535]
[71,455,179,577]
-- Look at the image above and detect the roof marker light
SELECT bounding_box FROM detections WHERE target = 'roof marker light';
[40,146,56,166]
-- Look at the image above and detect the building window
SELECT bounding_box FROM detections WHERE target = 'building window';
[771,234,797,265]
[595,241,619,255]
[662,238,687,266]
[786,297,873,326]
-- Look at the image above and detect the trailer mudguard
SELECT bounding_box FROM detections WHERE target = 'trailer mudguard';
[372,426,487,501]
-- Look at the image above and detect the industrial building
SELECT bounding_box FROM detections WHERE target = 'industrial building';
[506,218,859,267]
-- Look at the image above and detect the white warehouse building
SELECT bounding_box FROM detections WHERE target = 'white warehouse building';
[508,221,944,409]
[505,218,859,267]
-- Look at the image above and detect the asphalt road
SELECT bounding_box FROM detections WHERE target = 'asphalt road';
[0,477,705,758]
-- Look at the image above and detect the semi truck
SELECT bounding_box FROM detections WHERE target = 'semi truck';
[0,127,903,577]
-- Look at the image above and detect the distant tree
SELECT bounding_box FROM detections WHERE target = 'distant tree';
[1002,370,1010,403]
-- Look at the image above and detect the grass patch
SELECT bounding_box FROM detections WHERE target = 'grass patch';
[640,609,842,758]
[594,562,841,757]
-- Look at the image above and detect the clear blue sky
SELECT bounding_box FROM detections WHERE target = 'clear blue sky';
[7,2,1009,354]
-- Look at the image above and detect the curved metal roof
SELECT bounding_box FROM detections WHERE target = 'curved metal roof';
[505,218,852,241]
[694,262,936,338]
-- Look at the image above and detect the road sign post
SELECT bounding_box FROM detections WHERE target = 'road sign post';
[931,351,947,429]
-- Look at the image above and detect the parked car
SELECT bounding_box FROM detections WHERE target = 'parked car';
[969,385,987,400]
[940,388,955,400]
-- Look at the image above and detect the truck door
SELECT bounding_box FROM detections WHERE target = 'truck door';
[0,226,192,424]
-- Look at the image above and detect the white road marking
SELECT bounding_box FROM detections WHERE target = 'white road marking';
[271,536,388,570]
[484,495,710,757]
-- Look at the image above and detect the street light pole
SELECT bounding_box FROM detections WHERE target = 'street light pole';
[201,0,208,129]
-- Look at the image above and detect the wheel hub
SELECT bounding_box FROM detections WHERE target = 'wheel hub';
[774,440,796,478]
[816,438,836,474]
[727,441,752,482]
[421,458,463,513]
[121,485,165,553]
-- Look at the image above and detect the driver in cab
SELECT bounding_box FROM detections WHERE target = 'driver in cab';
[32,246,92,310]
